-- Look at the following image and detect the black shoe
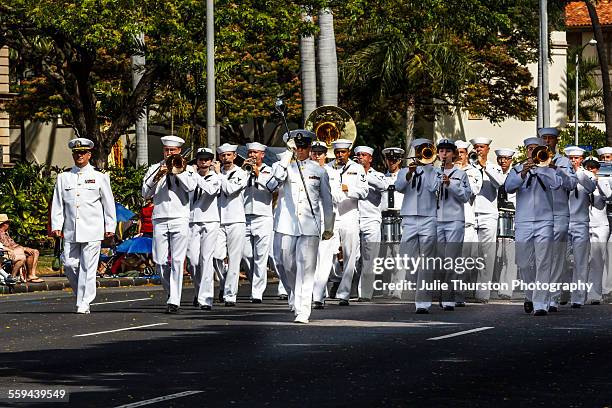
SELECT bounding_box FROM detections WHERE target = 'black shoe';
[339,299,349,306]
[193,297,199,308]
[455,302,466,307]
[357,297,371,303]
[278,294,288,301]
[524,301,534,314]
[443,306,455,311]
[200,305,212,311]
[534,309,547,316]
[313,301,324,309]
[165,304,180,314]
[549,306,558,312]
[224,301,236,307]
[329,282,340,299]
[251,298,262,304]
[591,300,601,305]
[217,290,224,303]
[559,300,568,306]
[416,308,429,314]
[571,303,582,309]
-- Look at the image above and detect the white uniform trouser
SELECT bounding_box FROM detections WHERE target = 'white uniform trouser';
[569,221,590,305]
[515,221,554,311]
[274,232,319,320]
[460,224,479,302]
[437,221,464,307]
[153,218,190,306]
[186,221,219,307]
[474,213,498,300]
[268,233,287,296]
[401,216,437,309]
[604,230,612,295]
[589,225,609,302]
[357,218,381,300]
[495,237,517,298]
[214,222,246,302]
[243,215,273,300]
[549,215,570,307]
[313,227,340,303]
[63,240,102,310]
[335,217,361,301]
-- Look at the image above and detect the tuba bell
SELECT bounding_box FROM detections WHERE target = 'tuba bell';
[305,105,357,158]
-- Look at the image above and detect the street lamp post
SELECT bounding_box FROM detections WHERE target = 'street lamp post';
[575,39,598,146]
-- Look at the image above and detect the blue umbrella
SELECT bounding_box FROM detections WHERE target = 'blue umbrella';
[115,203,136,223]
[116,237,153,254]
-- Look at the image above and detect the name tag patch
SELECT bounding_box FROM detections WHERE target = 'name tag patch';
[346,171,357,175]
[85,179,96,184]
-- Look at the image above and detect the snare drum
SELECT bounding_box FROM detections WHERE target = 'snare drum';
[497,211,515,239]
[382,210,402,243]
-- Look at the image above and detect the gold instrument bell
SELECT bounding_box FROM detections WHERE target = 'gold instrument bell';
[305,105,357,158]
[531,145,553,167]
[405,145,437,165]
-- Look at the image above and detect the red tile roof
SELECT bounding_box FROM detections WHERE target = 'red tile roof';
[566,1,612,28]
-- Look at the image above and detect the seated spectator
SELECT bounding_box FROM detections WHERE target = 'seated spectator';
[138,200,154,238]
[0,214,44,283]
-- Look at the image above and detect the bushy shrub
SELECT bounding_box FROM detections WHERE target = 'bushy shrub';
[107,165,147,211]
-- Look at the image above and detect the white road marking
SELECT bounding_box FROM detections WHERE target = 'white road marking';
[427,326,494,341]
[91,298,152,306]
[113,391,203,408]
[198,319,458,328]
[74,323,167,337]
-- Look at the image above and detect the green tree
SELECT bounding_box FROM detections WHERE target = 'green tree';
[566,46,604,122]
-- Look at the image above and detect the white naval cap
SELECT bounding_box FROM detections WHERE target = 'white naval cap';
[411,138,433,148]
[246,142,266,152]
[196,147,214,158]
[564,146,585,156]
[596,146,612,155]
[523,137,544,147]
[469,137,492,146]
[354,146,374,155]
[160,135,185,147]
[382,147,405,156]
[68,137,94,151]
[332,138,353,150]
[454,141,471,149]
[537,127,560,137]
[495,148,516,158]
[216,143,238,154]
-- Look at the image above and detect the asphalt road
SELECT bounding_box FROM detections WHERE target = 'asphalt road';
[1,285,611,408]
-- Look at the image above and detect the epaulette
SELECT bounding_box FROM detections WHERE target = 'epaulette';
[93,167,105,173]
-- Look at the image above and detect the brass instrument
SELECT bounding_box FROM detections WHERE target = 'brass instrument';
[468,151,480,167]
[305,105,357,158]
[152,152,189,184]
[404,145,438,166]
[242,158,257,173]
[531,145,553,167]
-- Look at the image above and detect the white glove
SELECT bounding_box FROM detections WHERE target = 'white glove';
[279,149,293,168]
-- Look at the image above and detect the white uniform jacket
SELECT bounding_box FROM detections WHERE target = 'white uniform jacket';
[52,164,117,243]
[395,164,442,217]
[569,168,597,223]
[190,171,221,223]
[142,162,197,220]
[505,164,563,223]
[473,161,506,215]
[590,178,612,225]
[461,164,483,226]
[359,168,388,222]
[437,166,471,222]
[244,163,274,217]
[551,154,578,217]
[380,171,404,212]
[326,159,368,221]
[218,165,249,225]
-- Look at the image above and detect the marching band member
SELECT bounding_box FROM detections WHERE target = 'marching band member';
[326,139,368,306]
[505,137,562,316]
[242,142,275,303]
[213,143,249,307]
[538,128,577,309]
[494,148,517,300]
[584,157,612,305]
[142,135,197,314]
[187,148,221,310]
[267,131,334,323]
[436,139,471,311]
[355,146,388,301]
[565,147,597,309]
[395,139,442,314]
[596,146,612,162]
[51,138,116,314]
[469,137,506,302]
[311,141,343,309]
[455,141,483,306]
[599,147,612,299]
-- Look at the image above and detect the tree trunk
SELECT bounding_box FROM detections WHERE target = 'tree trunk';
[585,0,612,145]
[132,32,148,167]
[404,95,416,156]
[300,12,317,124]
[317,8,338,107]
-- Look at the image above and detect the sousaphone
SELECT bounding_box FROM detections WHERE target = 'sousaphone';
[305,105,357,158]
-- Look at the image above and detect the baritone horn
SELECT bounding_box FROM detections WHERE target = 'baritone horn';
[305,105,357,158]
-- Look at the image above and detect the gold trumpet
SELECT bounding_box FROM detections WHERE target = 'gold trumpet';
[404,146,438,166]
[242,158,257,173]
[305,105,357,158]
[152,153,188,183]
[518,145,553,168]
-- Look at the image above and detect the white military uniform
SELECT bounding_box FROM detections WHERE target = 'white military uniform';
[395,142,442,311]
[187,161,221,308]
[436,162,471,307]
[506,138,563,313]
[567,154,597,305]
[52,156,116,313]
[590,173,612,303]
[143,149,197,307]
[269,144,334,322]
[357,163,388,300]
[326,157,368,301]
[215,160,249,303]
[470,138,506,301]
[380,167,405,299]
[495,167,517,299]
[243,146,275,301]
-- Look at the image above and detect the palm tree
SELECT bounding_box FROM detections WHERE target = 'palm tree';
[317,8,338,107]
[300,12,317,124]
[565,46,604,122]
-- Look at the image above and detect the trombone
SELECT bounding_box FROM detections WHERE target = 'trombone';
[519,145,553,167]
[403,145,438,166]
